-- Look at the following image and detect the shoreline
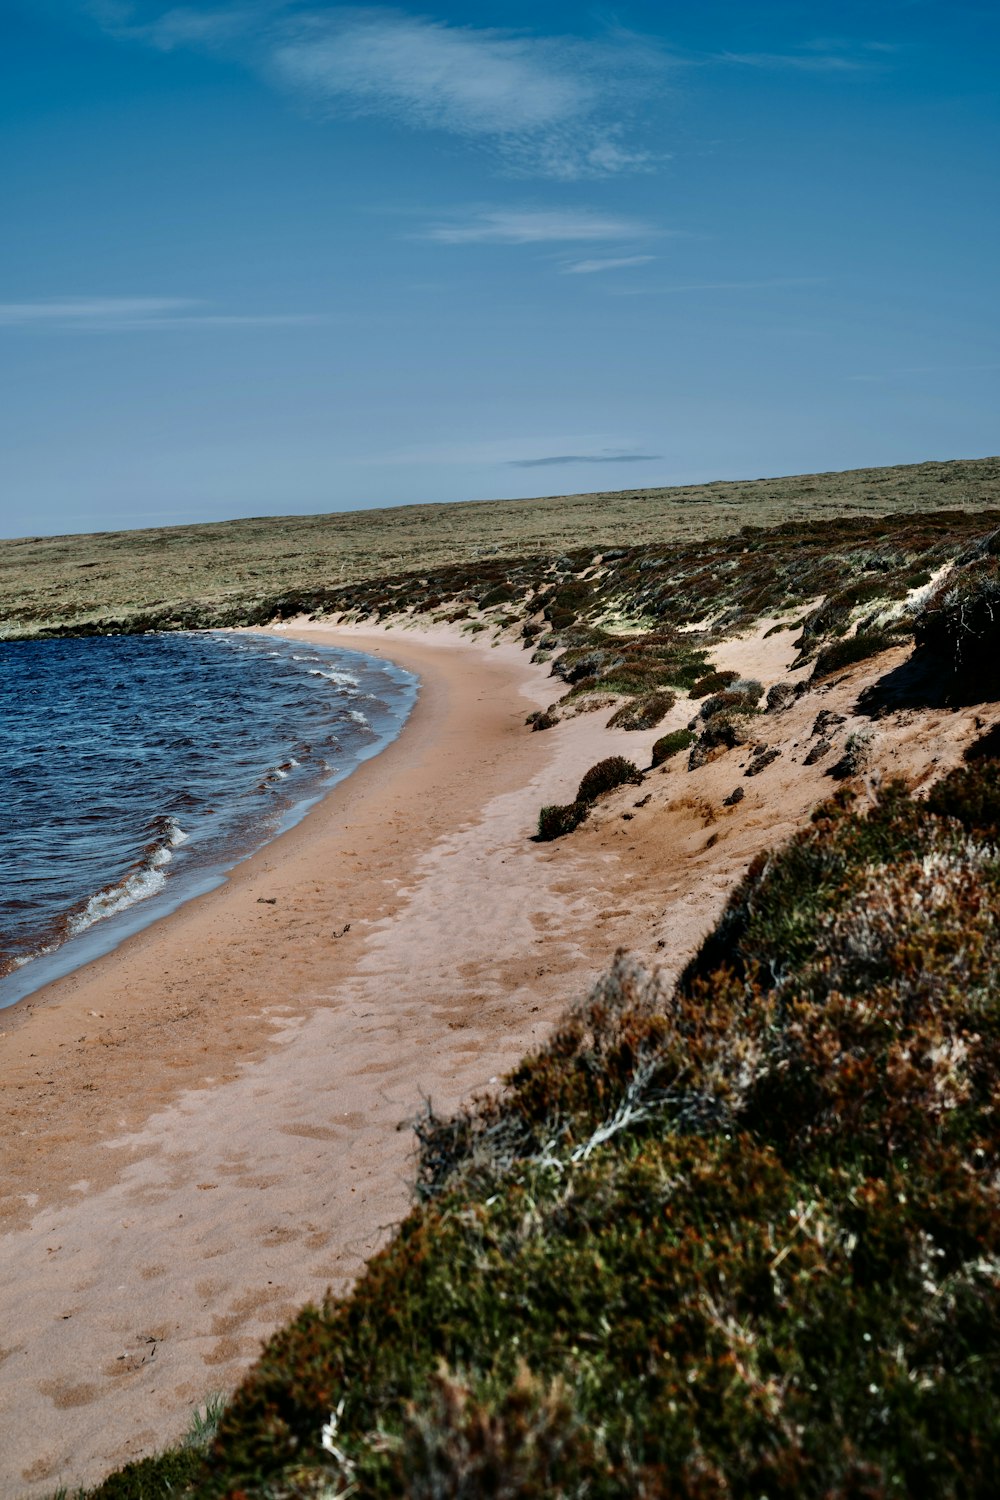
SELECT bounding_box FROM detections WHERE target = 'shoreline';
[0,633,418,1013]
[0,620,669,1496]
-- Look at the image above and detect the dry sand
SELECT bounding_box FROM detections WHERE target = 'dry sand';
[0,619,988,1496]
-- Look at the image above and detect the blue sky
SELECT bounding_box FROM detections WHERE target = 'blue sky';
[1,2,997,537]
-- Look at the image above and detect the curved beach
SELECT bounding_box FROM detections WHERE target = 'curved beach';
[0,622,673,1495]
[0,612,985,1494]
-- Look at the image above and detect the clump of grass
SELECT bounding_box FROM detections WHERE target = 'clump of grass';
[651,728,695,766]
[605,689,676,731]
[73,1394,225,1499]
[828,729,873,780]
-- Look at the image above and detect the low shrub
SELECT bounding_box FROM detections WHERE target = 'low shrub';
[651,728,695,766]
[536,801,588,841]
[525,708,558,732]
[576,757,642,804]
[689,668,738,699]
[811,628,906,679]
[605,690,676,731]
[699,710,753,751]
[698,682,763,721]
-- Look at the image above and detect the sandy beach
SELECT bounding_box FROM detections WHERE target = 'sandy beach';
[0,622,675,1495]
[0,618,983,1496]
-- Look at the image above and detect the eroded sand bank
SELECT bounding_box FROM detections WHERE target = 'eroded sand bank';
[0,620,984,1495]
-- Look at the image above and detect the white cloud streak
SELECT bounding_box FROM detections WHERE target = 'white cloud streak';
[94,5,666,178]
[0,297,321,330]
[561,255,655,274]
[421,209,655,246]
[608,276,827,297]
[717,39,899,73]
[508,450,661,468]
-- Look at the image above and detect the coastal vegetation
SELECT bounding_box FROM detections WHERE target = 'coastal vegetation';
[23,457,1000,1498]
[75,756,1000,1498]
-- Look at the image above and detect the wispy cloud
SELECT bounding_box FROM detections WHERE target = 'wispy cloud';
[508,450,661,468]
[0,297,321,330]
[561,255,655,275]
[94,5,666,178]
[421,209,655,245]
[718,39,899,73]
[609,276,827,297]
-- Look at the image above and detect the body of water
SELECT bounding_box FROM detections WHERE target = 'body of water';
[0,631,417,1009]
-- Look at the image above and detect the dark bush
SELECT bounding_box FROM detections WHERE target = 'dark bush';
[576,757,642,804]
[915,557,1000,694]
[964,721,1000,762]
[651,728,695,766]
[699,710,753,752]
[536,801,588,841]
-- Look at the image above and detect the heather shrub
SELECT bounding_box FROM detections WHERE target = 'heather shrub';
[536,802,588,841]
[698,680,763,720]
[651,728,695,766]
[576,757,642,804]
[689,668,738,699]
[811,627,906,679]
[605,689,676,731]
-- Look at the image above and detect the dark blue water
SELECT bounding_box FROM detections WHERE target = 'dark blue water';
[0,632,417,1008]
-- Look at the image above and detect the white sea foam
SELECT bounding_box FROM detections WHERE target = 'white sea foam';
[67,818,188,937]
[308,668,361,687]
[69,864,169,935]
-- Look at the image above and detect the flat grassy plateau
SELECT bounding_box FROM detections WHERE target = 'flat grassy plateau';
[2,457,998,638]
